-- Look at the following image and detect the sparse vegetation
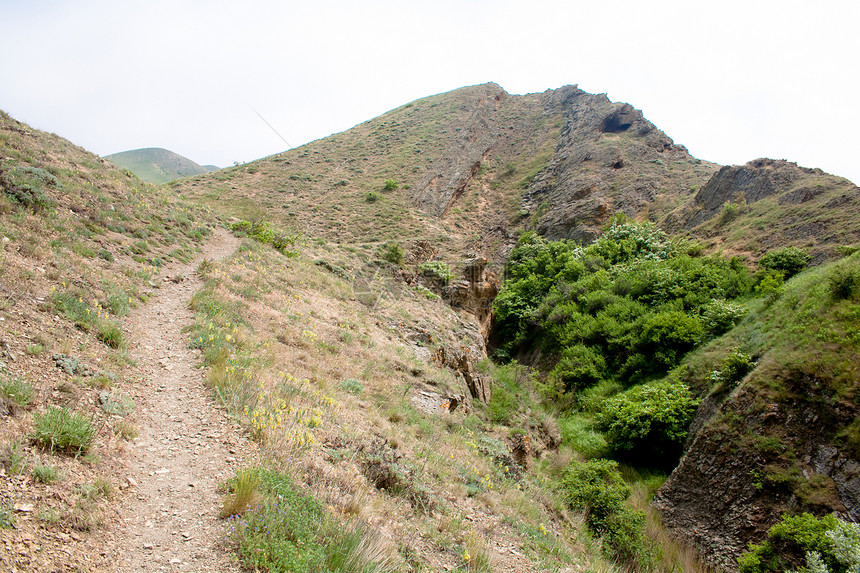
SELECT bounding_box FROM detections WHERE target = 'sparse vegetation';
[31,406,95,455]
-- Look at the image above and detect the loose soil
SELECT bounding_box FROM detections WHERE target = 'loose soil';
[113,228,252,572]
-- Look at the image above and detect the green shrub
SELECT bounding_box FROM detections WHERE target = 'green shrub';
[382,179,398,191]
[364,192,379,203]
[709,348,755,390]
[597,380,699,462]
[32,464,58,484]
[97,321,124,348]
[828,266,859,300]
[228,467,398,572]
[339,378,364,395]
[1,375,34,408]
[738,513,843,573]
[546,344,606,396]
[379,242,404,265]
[418,261,453,283]
[755,271,785,302]
[560,458,645,561]
[31,407,95,454]
[701,298,747,337]
[759,246,811,279]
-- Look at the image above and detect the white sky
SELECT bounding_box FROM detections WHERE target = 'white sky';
[2,0,858,184]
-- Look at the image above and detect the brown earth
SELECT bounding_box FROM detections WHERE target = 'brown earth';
[110,228,254,572]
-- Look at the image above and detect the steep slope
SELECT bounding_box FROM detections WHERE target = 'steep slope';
[654,253,860,570]
[0,110,217,570]
[665,158,860,262]
[105,147,215,184]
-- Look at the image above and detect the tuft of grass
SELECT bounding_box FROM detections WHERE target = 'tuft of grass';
[1,375,34,409]
[32,464,59,484]
[96,321,124,348]
[31,406,95,455]
[220,467,263,518]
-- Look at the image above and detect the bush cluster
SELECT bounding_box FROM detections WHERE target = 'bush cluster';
[596,380,699,463]
[738,513,860,573]
[560,458,645,561]
[231,220,298,256]
[494,222,753,393]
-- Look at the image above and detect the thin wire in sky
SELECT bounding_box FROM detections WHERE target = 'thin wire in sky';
[250,106,293,150]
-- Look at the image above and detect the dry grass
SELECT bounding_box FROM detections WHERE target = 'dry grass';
[220,467,263,518]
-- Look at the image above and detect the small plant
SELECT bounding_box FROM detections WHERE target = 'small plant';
[2,440,27,474]
[25,343,45,356]
[97,321,124,348]
[828,266,859,300]
[382,179,398,191]
[755,271,785,302]
[32,463,59,484]
[365,191,380,203]
[31,406,95,455]
[709,348,755,390]
[113,420,139,440]
[418,261,453,283]
[379,242,404,265]
[1,375,34,408]
[339,378,364,395]
[0,502,14,529]
[759,246,811,279]
[220,467,263,518]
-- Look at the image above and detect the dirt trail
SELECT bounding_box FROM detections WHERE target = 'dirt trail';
[114,228,250,572]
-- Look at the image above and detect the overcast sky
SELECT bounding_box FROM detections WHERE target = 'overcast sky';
[2,0,858,184]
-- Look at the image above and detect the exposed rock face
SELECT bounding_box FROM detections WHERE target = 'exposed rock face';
[432,346,491,404]
[444,257,500,339]
[654,373,859,571]
[411,85,505,217]
[524,87,715,243]
[684,159,830,228]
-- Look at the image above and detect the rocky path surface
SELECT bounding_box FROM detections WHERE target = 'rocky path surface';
[114,228,250,572]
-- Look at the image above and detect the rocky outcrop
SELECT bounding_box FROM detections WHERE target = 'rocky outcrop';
[654,369,860,571]
[411,85,505,217]
[443,257,500,339]
[432,346,491,404]
[523,87,716,243]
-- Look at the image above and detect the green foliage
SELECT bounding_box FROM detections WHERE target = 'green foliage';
[559,458,645,561]
[418,261,453,283]
[596,380,699,462]
[31,407,95,455]
[32,464,59,484]
[231,219,299,256]
[701,298,748,338]
[379,241,404,264]
[759,246,811,279]
[828,266,860,300]
[339,378,364,395]
[1,375,34,408]
[738,513,846,573]
[382,179,398,191]
[97,320,124,348]
[708,348,755,390]
[493,222,752,392]
[545,344,606,397]
[227,467,397,572]
[755,270,785,302]
[364,191,380,203]
[0,164,60,210]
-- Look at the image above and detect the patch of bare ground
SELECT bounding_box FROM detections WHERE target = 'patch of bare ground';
[111,228,253,572]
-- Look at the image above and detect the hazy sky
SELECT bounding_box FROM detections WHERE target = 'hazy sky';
[2,0,858,184]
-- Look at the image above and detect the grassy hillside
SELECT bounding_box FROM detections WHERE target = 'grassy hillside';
[0,110,217,570]
[105,147,215,184]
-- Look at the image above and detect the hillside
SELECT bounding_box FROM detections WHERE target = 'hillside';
[1,80,859,573]
[105,147,216,184]
[171,83,859,571]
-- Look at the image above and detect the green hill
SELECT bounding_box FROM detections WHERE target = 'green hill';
[105,147,216,184]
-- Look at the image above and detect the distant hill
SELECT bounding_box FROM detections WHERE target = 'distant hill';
[104,147,217,184]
